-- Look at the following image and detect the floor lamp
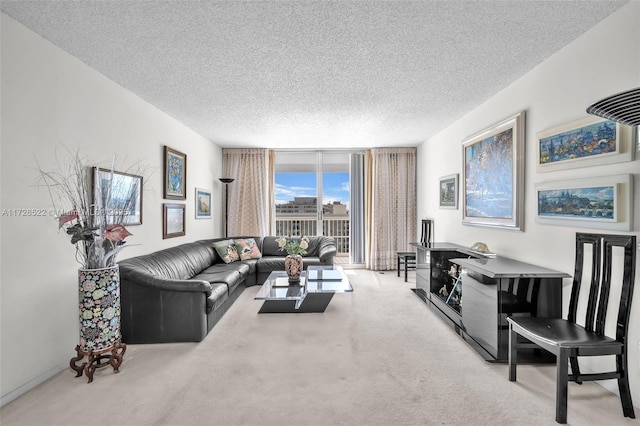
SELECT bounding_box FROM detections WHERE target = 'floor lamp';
[219,178,234,237]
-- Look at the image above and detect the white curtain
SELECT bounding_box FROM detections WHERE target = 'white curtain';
[222,148,270,236]
[350,153,365,264]
[366,147,417,270]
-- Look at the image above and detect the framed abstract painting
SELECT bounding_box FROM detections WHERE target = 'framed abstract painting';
[462,111,525,231]
[164,146,187,200]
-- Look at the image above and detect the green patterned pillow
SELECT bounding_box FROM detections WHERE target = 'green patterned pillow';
[212,239,240,263]
[235,238,262,260]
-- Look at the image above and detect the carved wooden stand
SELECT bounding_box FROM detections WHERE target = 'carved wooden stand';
[69,339,126,383]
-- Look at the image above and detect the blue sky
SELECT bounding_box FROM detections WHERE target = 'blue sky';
[275,172,349,206]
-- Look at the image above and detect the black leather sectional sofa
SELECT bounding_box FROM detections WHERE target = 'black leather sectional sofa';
[118,236,337,343]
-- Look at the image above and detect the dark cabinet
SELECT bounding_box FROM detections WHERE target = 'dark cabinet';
[412,243,476,332]
[411,243,570,362]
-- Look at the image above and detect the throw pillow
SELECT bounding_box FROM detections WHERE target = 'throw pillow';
[212,239,240,264]
[235,238,262,260]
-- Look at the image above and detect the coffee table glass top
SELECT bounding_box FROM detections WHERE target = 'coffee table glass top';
[254,266,353,301]
[305,265,353,293]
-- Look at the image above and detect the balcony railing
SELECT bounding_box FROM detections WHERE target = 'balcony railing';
[275,217,349,255]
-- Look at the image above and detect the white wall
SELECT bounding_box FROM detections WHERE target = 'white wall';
[418,2,639,404]
[0,14,223,403]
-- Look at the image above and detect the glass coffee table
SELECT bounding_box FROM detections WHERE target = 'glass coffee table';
[254,265,353,313]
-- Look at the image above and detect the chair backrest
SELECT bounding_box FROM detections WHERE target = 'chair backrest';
[506,277,541,302]
[568,233,636,343]
[420,219,433,245]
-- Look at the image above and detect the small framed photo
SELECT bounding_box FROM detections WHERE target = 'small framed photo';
[163,146,187,200]
[439,174,458,209]
[195,188,212,219]
[93,167,143,225]
[163,203,186,239]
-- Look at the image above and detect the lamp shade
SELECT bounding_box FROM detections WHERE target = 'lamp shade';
[586,87,640,126]
[219,178,234,184]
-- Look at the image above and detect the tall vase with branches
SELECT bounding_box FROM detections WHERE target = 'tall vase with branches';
[36,148,147,383]
[37,151,140,269]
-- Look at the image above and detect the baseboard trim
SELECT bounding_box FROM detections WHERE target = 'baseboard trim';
[1,362,68,407]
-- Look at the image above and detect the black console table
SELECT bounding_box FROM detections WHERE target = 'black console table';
[410,242,570,362]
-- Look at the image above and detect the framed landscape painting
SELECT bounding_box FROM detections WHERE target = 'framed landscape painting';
[163,203,186,238]
[93,167,143,225]
[536,116,635,172]
[535,174,633,231]
[439,174,458,209]
[164,146,187,200]
[195,188,212,219]
[462,111,525,231]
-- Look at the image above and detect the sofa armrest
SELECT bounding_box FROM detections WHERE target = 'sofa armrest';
[318,237,337,263]
[120,270,211,343]
[121,269,213,294]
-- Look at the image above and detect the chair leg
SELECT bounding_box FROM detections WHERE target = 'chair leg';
[569,356,582,384]
[556,349,569,424]
[397,256,400,277]
[508,323,517,382]
[404,260,409,282]
[616,354,636,419]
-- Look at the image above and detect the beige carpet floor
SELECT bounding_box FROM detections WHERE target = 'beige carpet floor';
[0,269,635,425]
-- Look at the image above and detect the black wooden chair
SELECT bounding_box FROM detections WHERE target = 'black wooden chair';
[396,219,433,282]
[397,252,416,282]
[507,233,637,424]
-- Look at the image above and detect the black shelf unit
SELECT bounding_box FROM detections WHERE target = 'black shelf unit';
[411,242,568,363]
[412,243,473,334]
[430,250,464,314]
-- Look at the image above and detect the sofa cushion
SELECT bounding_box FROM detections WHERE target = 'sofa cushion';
[239,259,259,286]
[295,257,325,268]
[261,236,331,259]
[256,256,286,273]
[118,241,217,280]
[241,259,258,275]
[301,238,323,257]
[193,262,249,292]
[206,283,230,314]
[256,256,327,276]
[261,237,284,256]
[235,238,262,260]
[212,239,240,263]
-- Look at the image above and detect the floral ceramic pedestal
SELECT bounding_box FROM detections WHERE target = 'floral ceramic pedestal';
[284,254,303,283]
[69,265,126,383]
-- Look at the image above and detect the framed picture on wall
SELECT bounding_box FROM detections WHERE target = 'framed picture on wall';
[535,174,633,231]
[462,111,525,231]
[163,203,186,238]
[536,116,635,172]
[163,146,187,200]
[195,188,212,219]
[92,167,143,225]
[439,174,458,209]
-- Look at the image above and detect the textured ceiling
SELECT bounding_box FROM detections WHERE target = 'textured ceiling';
[0,1,629,149]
